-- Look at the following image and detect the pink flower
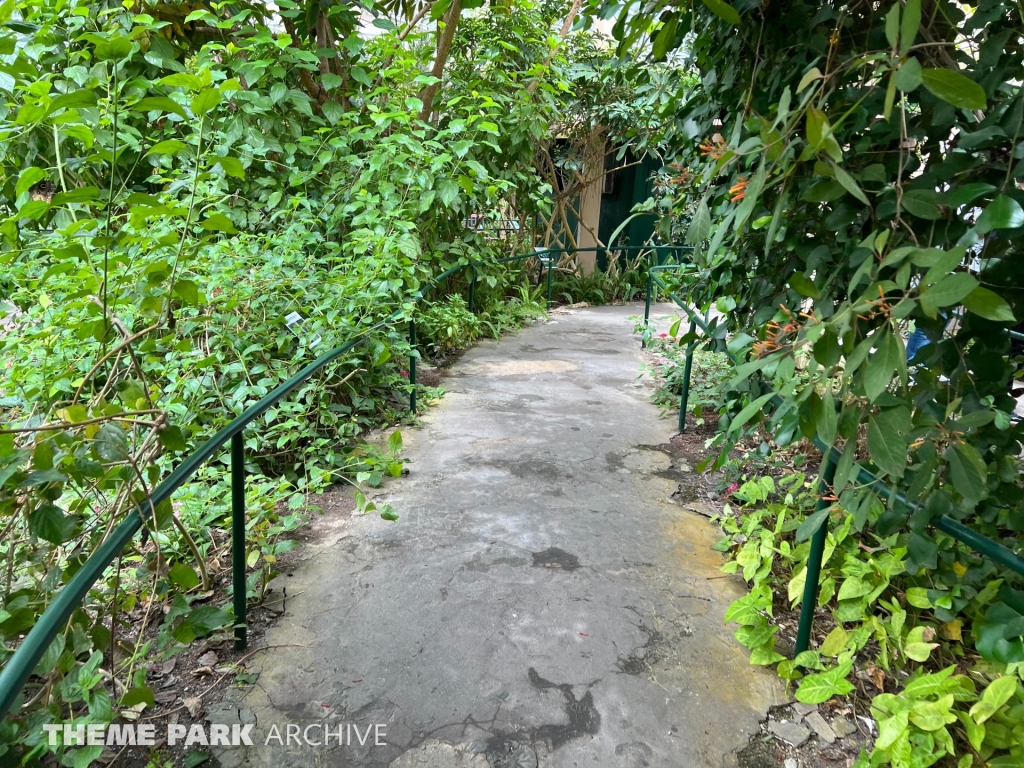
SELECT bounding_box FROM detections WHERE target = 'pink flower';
[728,483,739,493]
[659,333,668,338]
[400,370,408,378]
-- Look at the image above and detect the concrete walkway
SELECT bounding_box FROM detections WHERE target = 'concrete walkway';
[213,304,781,768]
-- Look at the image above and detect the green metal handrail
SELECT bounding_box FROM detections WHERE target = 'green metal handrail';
[645,266,1024,657]
[0,242,684,720]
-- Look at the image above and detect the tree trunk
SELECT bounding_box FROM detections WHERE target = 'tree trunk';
[418,0,463,124]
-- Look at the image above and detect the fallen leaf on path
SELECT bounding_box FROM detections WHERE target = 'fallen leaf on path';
[197,651,218,667]
[184,697,203,717]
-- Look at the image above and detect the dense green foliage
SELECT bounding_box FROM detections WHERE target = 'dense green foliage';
[615,0,1024,762]
[0,0,637,760]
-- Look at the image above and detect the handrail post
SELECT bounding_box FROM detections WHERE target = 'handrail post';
[643,271,654,348]
[230,431,247,652]
[545,256,554,309]
[795,456,838,656]
[409,319,417,414]
[679,319,696,433]
[468,265,476,314]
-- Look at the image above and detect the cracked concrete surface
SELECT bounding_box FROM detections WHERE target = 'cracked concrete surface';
[211,304,782,768]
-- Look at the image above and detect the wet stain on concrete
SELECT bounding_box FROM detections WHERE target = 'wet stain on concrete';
[508,459,560,481]
[480,668,601,762]
[616,623,665,676]
[460,554,529,573]
[615,740,654,768]
[531,547,581,571]
[616,610,698,678]
[525,667,600,749]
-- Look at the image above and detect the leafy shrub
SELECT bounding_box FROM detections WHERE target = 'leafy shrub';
[417,295,482,358]
[715,471,1024,767]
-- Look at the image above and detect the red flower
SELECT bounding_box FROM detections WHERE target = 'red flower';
[659,333,668,338]
[400,370,408,378]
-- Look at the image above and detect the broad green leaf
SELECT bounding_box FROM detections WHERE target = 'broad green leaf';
[94,422,129,462]
[131,96,188,120]
[350,66,372,87]
[727,393,775,433]
[212,156,245,179]
[816,387,837,445]
[875,711,909,749]
[797,67,822,94]
[70,747,103,768]
[884,2,900,48]
[160,72,203,90]
[795,506,830,542]
[158,425,187,452]
[169,563,200,590]
[652,16,678,61]
[387,429,403,455]
[191,88,222,115]
[909,696,954,733]
[920,272,978,318]
[788,272,819,299]
[15,166,46,197]
[29,503,66,545]
[437,178,460,208]
[899,0,921,54]
[903,666,956,698]
[121,685,155,707]
[962,287,1015,322]
[904,641,937,661]
[52,186,99,204]
[321,73,343,91]
[920,69,987,111]
[906,587,932,608]
[813,328,841,368]
[807,108,842,161]
[863,330,900,402]
[700,0,741,25]
[969,676,1019,724]
[894,57,922,92]
[200,213,237,233]
[830,162,869,205]
[33,634,64,675]
[957,712,985,753]
[976,194,1024,234]
[47,90,97,114]
[171,280,196,307]
[795,660,855,703]
[430,0,452,19]
[146,139,188,156]
[901,188,941,219]
[884,72,897,121]
[172,605,232,644]
[867,408,910,478]
[686,199,710,245]
[947,183,995,209]
[946,442,987,507]
[94,35,132,61]
[820,626,849,656]
[838,576,872,600]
